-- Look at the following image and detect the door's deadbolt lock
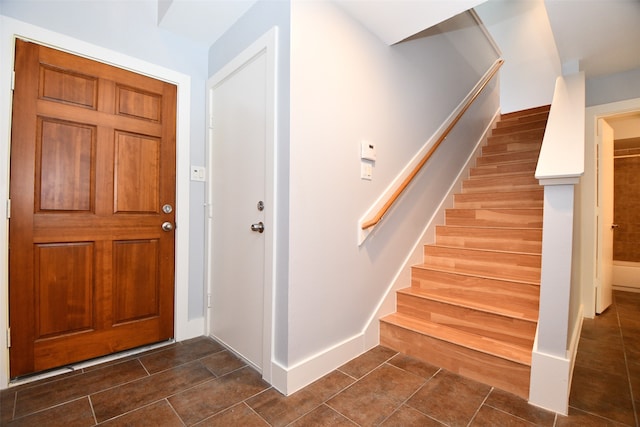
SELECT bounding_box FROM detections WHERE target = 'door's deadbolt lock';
[162,204,173,214]
[257,201,264,211]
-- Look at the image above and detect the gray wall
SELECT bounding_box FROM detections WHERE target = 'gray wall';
[587,67,640,107]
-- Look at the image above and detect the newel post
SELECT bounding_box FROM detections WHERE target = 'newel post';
[528,71,585,415]
[537,180,578,355]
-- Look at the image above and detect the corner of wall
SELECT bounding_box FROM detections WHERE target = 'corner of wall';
[269,332,364,396]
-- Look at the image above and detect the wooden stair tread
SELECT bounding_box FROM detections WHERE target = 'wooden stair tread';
[397,286,539,323]
[381,313,532,366]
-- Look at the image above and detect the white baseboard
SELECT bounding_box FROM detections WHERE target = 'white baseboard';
[529,304,583,415]
[269,333,364,395]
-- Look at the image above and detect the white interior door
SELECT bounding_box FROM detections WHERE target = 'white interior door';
[207,29,276,372]
[596,118,614,313]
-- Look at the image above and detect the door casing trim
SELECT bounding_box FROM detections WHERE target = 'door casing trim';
[0,15,201,388]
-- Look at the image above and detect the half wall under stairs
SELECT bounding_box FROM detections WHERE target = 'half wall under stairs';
[380,105,550,399]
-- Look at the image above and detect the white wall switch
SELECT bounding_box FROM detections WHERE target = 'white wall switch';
[361,161,373,180]
[360,140,377,161]
[190,166,206,182]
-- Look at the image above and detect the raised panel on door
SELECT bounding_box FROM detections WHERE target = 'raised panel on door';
[112,239,160,324]
[114,132,160,213]
[34,242,95,339]
[36,118,95,212]
[9,39,177,378]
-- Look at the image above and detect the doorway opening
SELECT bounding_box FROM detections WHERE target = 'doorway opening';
[608,112,640,291]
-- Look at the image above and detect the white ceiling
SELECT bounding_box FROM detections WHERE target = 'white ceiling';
[158,0,257,47]
[332,0,486,45]
[544,0,640,78]
[158,0,640,80]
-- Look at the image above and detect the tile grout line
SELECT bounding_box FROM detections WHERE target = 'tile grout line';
[242,400,273,427]
[164,397,187,427]
[615,294,640,427]
[465,386,492,427]
[87,395,98,426]
[378,367,443,426]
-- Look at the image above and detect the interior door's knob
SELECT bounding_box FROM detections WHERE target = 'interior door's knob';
[162,222,174,232]
[250,222,264,233]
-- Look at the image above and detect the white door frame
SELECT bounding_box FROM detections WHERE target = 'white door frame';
[583,97,640,317]
[205,27,277,383]
[0,16,199,389]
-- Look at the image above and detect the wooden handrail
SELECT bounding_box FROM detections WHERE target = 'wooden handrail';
[361,59,504,230]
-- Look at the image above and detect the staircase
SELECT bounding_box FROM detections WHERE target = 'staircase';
[380,105,550,399]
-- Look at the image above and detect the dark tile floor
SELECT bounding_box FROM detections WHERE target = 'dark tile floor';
[1,290,638,426]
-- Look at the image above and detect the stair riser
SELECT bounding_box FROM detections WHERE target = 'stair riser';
[482,141,542,155]
[497,112,549,127]
[423,246,541,283]
[380,321,530,398]
[396,294,536,347]
[411,268,540,311]
[476,150,540,165]
[492,121,548,135]
[462,176,540,193]
[488,130,545,144]
[445,208,543,228]
[501,105,550,121]
[454,191,543,209]
[435,226,542,253]
[470,162,539,177]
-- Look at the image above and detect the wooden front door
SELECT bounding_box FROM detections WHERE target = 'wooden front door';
[9,40,177,378]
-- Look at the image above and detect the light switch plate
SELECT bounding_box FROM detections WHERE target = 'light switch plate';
[191,166,206,182]
[361,162,373,180]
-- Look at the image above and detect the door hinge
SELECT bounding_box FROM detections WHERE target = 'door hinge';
[11,71,15,91]
[6,327,10,348]
[207,293,211,308]
[6,199,10,219]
